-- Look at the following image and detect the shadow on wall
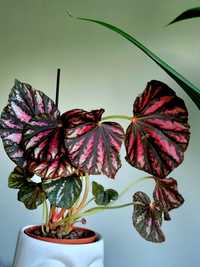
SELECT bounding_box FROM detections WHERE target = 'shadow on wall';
[0,260,11,267]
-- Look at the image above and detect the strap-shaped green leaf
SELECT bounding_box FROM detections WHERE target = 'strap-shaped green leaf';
[43,175,82,209]
[77,17,200,110]
[168,7,200,25]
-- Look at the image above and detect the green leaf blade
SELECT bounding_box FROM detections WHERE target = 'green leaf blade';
[18,182,46,210]
[77,17,200,109]
[168,7,200,25]
[8,166,33,189]
[43,175,82,209]
[92,181,118,205]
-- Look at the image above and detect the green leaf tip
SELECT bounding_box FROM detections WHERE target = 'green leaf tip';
[168,7,200,26]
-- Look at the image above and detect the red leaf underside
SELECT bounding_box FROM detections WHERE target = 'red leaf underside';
[153,177,184,220]
[125,80,190,178]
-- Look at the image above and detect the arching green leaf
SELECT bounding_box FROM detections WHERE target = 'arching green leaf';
[77,17,200,109]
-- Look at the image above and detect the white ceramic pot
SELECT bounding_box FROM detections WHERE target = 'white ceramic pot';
[13,225,104,267]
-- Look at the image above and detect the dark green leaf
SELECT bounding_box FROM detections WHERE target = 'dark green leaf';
[77,17,200,109]
[132,191,165,243]
[8,166,33,189]
[92,181,104,196]
[18,182,46,210]
[92,181,118,205]
[43,175,82,209]
[168,7,200,25]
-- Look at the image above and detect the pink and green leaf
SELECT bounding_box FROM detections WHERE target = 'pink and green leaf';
[0,80,59,167]
[28,155,76,180]
[125,80,190,178]
[65,109,125,178]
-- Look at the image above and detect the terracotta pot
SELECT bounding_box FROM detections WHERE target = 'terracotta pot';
[24,225,97,245]
[13,225,104,267]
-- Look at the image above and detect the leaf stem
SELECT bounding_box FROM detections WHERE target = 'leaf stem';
[84,197,95,208]
[101,115,132,122]
[73,202,133,220]
[73,174,90,215]
[118,176,152,199]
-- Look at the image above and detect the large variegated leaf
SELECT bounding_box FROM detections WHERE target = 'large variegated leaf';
[132,191,165,243]
[65,109,124,178]
[22,114,76,179]
[0,80,59,167]
[92,181,118,205]
[125,80,190,178]
[153,177,184,220]
[18,182,46,210]
[8,166,33,189]
[42,175,82,208]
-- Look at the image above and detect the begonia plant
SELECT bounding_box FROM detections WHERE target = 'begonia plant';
[0,73,190,242]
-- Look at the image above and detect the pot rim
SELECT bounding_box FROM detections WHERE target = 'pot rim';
[24,225,99,245]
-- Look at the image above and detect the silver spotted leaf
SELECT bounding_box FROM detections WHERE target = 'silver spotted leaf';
[132,191,165,243]
[125,80,190,178]
[42,174,82,208]
[153,177,184,220]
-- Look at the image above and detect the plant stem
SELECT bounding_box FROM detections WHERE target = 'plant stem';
[84,197,95,208]
[72,174,90,215]
[101,115,132,122]
[70,175,152,222]
[73,202,133,220]
[118,176,152,199]
[55,68,61,108]
[44,199,49,224]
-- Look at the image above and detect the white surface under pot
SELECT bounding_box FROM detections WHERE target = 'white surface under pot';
[13,225,104,267]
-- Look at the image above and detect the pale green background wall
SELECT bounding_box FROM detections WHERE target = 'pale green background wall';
[0,0,200,266]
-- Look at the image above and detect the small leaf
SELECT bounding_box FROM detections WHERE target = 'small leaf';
[132,191,165,243]
[125,80,190,178]
[43,175,82,208]
[92,181,118,205]
[8,166,33,189]
[77,17,200,109]
[18,182,46,210]
[168,7,200,25]
[65,109,125,178]
[92,181,104,196]
[153,177,184,220]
